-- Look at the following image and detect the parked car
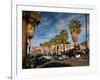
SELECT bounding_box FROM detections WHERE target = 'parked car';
[58,57,64,60]
[53,55,65,60]
[43,56,52,60]
[61,55,68,59]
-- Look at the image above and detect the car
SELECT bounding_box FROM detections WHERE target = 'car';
[75,54,81,58]
[61,55,68,59]
[43,56,52,60]
[58,57,64,60]
[55,55,65,60]
[38,56,44,60]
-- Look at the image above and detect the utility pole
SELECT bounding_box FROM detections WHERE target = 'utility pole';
[85,14,88,57]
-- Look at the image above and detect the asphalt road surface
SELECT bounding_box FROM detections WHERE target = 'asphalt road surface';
[36,58,89,68]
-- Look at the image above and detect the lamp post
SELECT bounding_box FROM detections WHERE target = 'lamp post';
[85,14,89,59]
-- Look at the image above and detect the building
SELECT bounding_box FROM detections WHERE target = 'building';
[42,43,74,55]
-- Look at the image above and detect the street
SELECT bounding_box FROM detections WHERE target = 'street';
[35,58,89,68]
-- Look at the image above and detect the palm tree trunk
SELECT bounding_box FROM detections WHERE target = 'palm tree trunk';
[22,19,27,58]
[22,19,27,68]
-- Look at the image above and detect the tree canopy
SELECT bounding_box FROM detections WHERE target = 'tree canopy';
[41,29,69,47]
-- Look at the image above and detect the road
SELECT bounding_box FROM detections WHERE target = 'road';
[36,58,89,68]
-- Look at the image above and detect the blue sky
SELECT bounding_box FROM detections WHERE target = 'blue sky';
[31,11,89,48]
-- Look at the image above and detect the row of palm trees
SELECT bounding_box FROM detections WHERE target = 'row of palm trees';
[40,17,82,52]
[41,30,69,48]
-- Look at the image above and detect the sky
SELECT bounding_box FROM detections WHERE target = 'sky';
[31,11,89,48]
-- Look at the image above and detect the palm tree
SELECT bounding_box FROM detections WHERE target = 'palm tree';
[69,17,81,56]
[69,17,81,45]
[59,30,68,53]
[22,11,40,68]
[60,30,68,44]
